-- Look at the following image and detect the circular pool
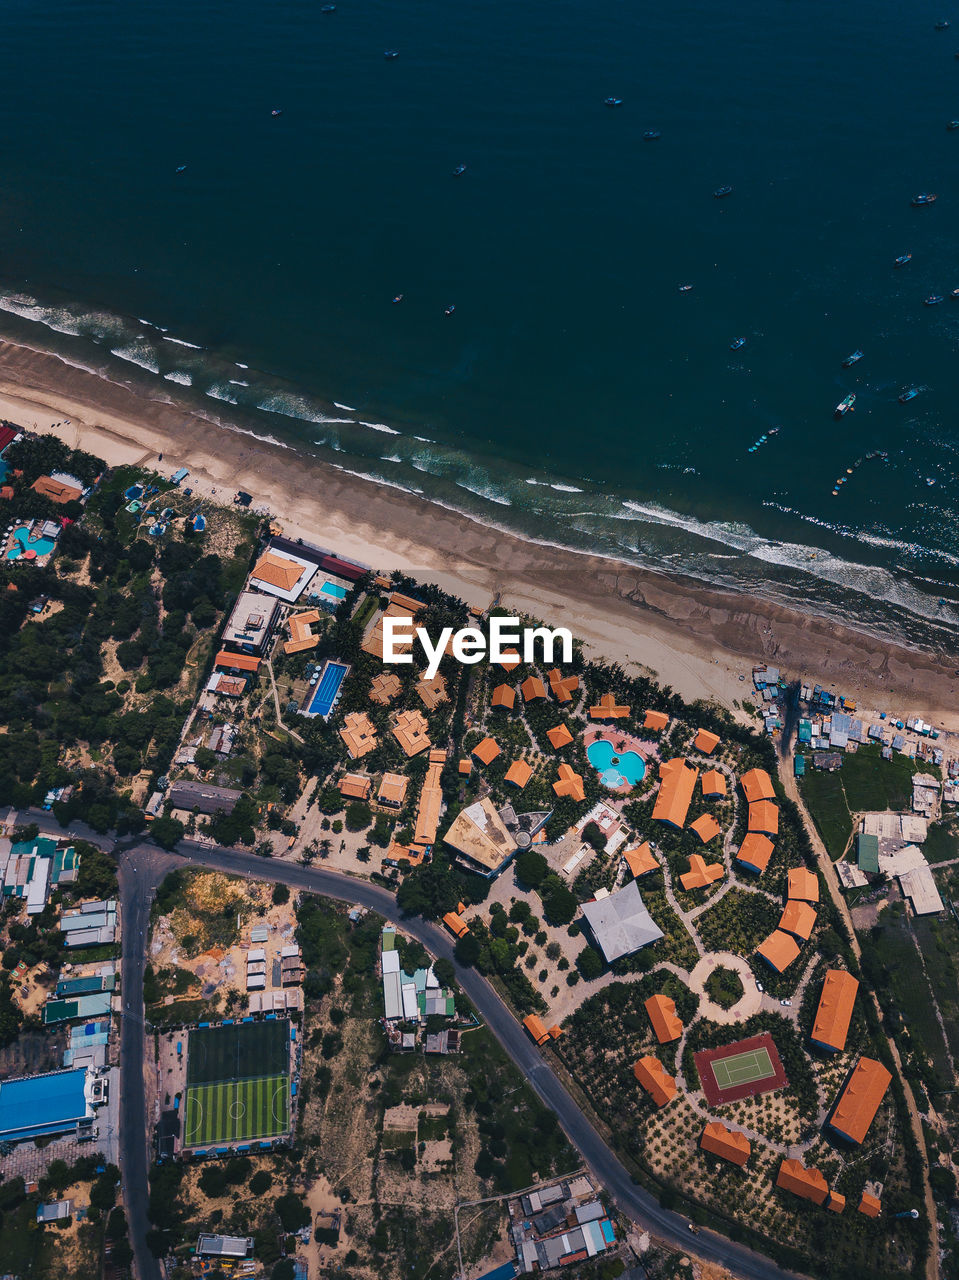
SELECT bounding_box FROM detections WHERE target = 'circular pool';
[587,738,646,788]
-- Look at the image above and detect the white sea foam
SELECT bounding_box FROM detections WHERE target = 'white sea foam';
[333,402,356,412]
[228,379,249,387]
[206,385,240,405]
[257,392,333,424]
[525,478,544,486]
[413,435,434,443]
[329,463,423,496]
[110,346,160,373]
[359,420,402,435]
[456,479,512,506]
[163,370,193,386]
[550,482,584,493]
[236,362,249,369]
[380,454,402,464]
[163,336,203,349]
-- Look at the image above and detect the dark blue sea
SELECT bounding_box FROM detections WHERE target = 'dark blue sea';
[2,0,959,649]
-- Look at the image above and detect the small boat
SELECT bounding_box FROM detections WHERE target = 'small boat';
[384,49,399,59]
[834,393,856,417]
[271,108,283,117]
[912,193,938,206]
[452,164,467,176]
[643,129,661,139]
[899,387,920,402]
[842,350,863,367]
[952,288,959,298]
[936,19,951,29]
[392,295,404,304]
[444,304,456,316]
[924,294,944,305]
[320,4,336,10]
[679,284,693,292]
[729,337,745,351]
[949,121,959,130]
[894,253,912,266]
[604,97,623,107]
[713,185,733,198]
[175,165,187,173]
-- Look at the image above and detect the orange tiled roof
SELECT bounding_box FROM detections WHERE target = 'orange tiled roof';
[700,1121,751,1167]
[645,994,682,1044]
[548,1024,563,1040]
[361,596,424,661]
[643,710,669,732]
[701,769,727,797]
[756,929,801,973]
[827,1191,846,1213]
[31,474,83,504]
[339,772,371,800]
[458,758,472,774]
[778,899,817,941]
[472,736,501,766]
[652,758,699,828]
[689,813,722,844]
[443,911,469,938]
[624,842,659,878]
[680,853,725,891]
[251,550,304,592]
[496,649,521,672]
[491,683,516,710]
[787,868,820,902]
[284,608,321,654]
[416,674,449,710]
[829,1057,892,1144]
[694,728,721,754]
[548,669,579,702]
[858,1192,881,1218]
[748,799,779,835]
[547,723,574,749]
[589,691,630,720]
[370,671,402,704]
[632,1055,677,1107]
[741,768,776,803]
[340,711,378,759]
[521,675,547,702]
[412,749,446,848]
[212,675,246,697]
[553,762,585,802]
[505,759,533,788]
[811,969,859,1052]
[377,772,409,806]
[776,1159,829,1205]
[215,650,260,673]
[391,709,431,757]
[523,1014,550,1045]
[735,833,774,874]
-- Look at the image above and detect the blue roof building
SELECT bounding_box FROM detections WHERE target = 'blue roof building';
[0,1069,93,1144]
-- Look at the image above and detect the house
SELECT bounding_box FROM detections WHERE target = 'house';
[689,814,722,844]
[0,1067,94,1145]
[632,1055,676,1107]
[196,1236,254,1259]
[443,911,469,938]
[523,1015,550,1046]
[777,900,817,941]
[37,1199,73,1223]
[283,609,322,654]
[694,728,720,754]
[898,864,943,915]
[735,834,774,875]
[700,1122,751,1167]
[370,671,402,704]
[521,675,547,703]
[505,760,533,789]
[548,669,579,703]
[859,1193,881,1218]
[412,748,446,850]
[472,736,502,767]
[811,970,859,1052]
[645,994,682,1043]
[443,797,517,878]
[756,929,801,973]
[828,1057,891,1144]
[206,672,246,698]
[416,674,448,710]
[340,712,378,759]
[787,868,819,902]
[589,692,630,720]
[458,758,472,775]
[60,900,117,947]
[856,832,880,875]
[776,1160,829,1205]
[553,763,585,802]
[652,759,698,829]
[361,592,424,661]
[168,782,242,816]
[248,548,317,602]
[392,709,431,757]
[701,769,727,798]
[339,773,371,801]
[623,842,659,879]
[31,474,83,504]
[748,800,779,836]
[546,723,574,750]
[741,768,776,803]
[680,853,724,891]
[377,773,409,808]
[643,710,669,732]
[495,649,522,672]
[223,591,281,655]
[490,684,516,711]
[826,1191,846,1214]
[214,650,260,677]
[580,880,664,962]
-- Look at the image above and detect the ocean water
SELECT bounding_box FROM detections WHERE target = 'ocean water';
[2,0,959,650]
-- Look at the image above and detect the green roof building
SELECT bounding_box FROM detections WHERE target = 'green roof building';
[856,832,880,875]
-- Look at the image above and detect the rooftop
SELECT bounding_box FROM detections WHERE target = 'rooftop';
[548,669,579,703]
[589,692,630,720]
[472,736,502,766]
[490,683,516,711]
[829,1057,891,1144]
[581,879,664,962]
[735,833,774,874]
[694,728,720,754]
[776,1160,828,1205]
[443,797,517,876]
[689,813,722,844]
[340,711,378,759]
[777,899,817,941]
[643,709,669,732]
[748,799,779,835]
[787,867,820,902]
[416,673,448,710]
[701,769,727,797]
[392,709,431,756]
[741,768,776,804]
[546,723,574,750]
[645,993,682,1043]
[521,675,547,702]
[505,759,533,788]
[370,671,402,704]
[633,1055,676,1107]
[553,762,585,801]
[652,758,698,829]
[756,929,801,973]
[623,842,659,878]
[700,1121,751,1166]
[680,853,725,891]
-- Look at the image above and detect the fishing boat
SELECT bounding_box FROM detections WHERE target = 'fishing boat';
[924,294,944,305]
[452,164,467,176]
[679,284,693,292]
[912,193,938,206]
[834,394,856,417]
[729,337,745,351]
[271,108,283,117]
[643,129,661,139]
[392,295,404,304]
[899,387,920,402]
[604,97,623,106]
[175,165,187,173]
[713,185,733,198]
[444,304,456,316]
[842,350,863,367]
[384,49,399,59]
[952,289,959,298]
[949,121,959,130]
[320,4,336,10]
[894,253,912,266]
[936,19,951,29]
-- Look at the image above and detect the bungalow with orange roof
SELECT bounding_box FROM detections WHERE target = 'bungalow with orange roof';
[412,748,446,850]
[495,649,521,672]
[701,769,727,798]
[826,1192,846,1214]
[623,842,659,879]
[370,671,402,704]
[828,1057,891,1144]
[248,547,316,602]
[748,799,779,836]
[700,1122,751,1167]
[443,911,469,939]
[680,853,725,891]
[553,763,585,802]
[377,773,409,808]
[694,728,721,754]
[787,868,820,902]
[756,929,801,973]
[777,899,817,941]
[741,768,776,804]
[391,709,431,757]
[546,723,574,750]
[589,692,630,720]
[548,669,579,702]
[521,675,547,702]
[689,814,722,844]
[645,994,682,1044]
[811,969,859,1053]
[416,674,448,710]
[632,1056,677,1107]
[775,1160,829,1205]
[283,609,322,654]
[458,758,472,775]
[505,759,533,789]
[340,712,378,759]
[339,773,371,801]
[472,736,501,767]
[548,1024,563,1040]
[523,1014,550,1046]
[214,650,261,676]
[490,683,516,711]
[735,833,774,875]
[643,709,669,732]
[859,1193,881,1218]
[361,592,424,661]
[31,474,83,505]
[652,759,699,829]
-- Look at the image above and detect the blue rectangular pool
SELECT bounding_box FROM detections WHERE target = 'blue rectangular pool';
[319,580,348,600]
[305,660,350,718]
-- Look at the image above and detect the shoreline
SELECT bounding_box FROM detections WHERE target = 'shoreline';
[2,336,959,729]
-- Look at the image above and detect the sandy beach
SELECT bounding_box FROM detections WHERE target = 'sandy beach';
[1,336,958,730]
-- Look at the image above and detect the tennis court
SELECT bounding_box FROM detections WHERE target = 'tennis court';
[186,1020,288,1086]
[695,1032,787,1106]
[184,1074,289,1147]
[710,1046,776,1090]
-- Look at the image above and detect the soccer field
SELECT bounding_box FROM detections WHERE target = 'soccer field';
[710,1047,776,1090]
[184,1074,290,1147]
[186,1020,289,1086]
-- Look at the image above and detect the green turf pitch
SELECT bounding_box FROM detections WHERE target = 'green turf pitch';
[186,1019,289,1086]
[709,1047,776,1091]
[183,1074,290,1147]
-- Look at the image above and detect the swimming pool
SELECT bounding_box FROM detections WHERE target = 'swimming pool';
[319,580,348,600]
[7,526,57,560]
[305,660,350,718]
[587,739,646,789]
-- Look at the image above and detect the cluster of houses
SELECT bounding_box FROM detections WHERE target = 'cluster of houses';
[508,1177,617,1272]
[377,925,459,1052]
[0,833,79,914]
